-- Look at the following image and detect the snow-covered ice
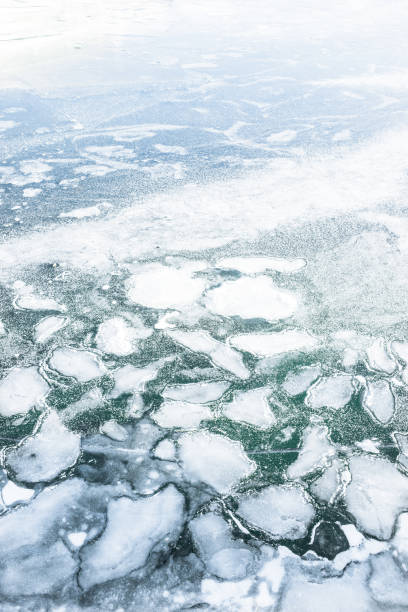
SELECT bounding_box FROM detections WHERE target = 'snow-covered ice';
[362,379,395,424]
[287,424,336,479]
[162,381,230,403]
[95,316,151,356]
[306,374,355,410]
[152,400,213,429]
[49,347,107,381]
[282,365,322,396]
[222,387,276,429]
[0,366,49,417]
[100,419,128,441]
[1,480,34,505]
[230,330,318,357]
[366,338,396,373]
[153,438,176,461]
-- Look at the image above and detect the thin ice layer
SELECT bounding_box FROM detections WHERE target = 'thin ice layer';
[282,365,322,396]
[306,374,355,410]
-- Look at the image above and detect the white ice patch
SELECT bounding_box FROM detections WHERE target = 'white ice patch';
[178,432,255,493]
[362,379,395,424]
[310,459,345,504]
[22,187,41,198]
[222,387,276,429]
[306,374,355,410]
[287,424,336,479]
[34,315,67,343]
[155,144,187,155]
[95,316,151,356]
[153,438,176,461]
[152,400,212,429]
[79,485,184,589]
[49,348,106,382]
[215,256,306,274]
[366,339,396,374]
[205,276,298,321]
[0,320,5,336]
[167,329,249,378]
[230,329,318,358]
[344,454,408,539]
[190,512,254,580]
[282,365,322,396]
[1,480,34,506]
[126,264,206,309]
[391,340,408,364]
[162,381,229,403]
[0,366,49,417]
[100,420,128,441]
[59,206,101,219]
[237,484,315,540]
[109,360,166,397]
[67,531,87,548]
[6,411,81,483]
[15,291,65,312]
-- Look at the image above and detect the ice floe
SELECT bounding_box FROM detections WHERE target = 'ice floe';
[0,366,49,417]
[205,276,298,321]
[282,365,322,396]
[49,347,106,382]
[14,282,65,312]
[366,338,396,374]
[167,329,249,378]
[100,419,128,441]
[222,387,276,429]
[1,480,34,506]
[34,315,67,343]
[152,400,213,429]
[306,374,355,410]
[215,256,306,274]
[153,438,177,461]
[162,381,230,403]
[391,340,408,363]
[237,484,315,539]
[59,205,101,219]
[230,329,318,358]
[362,379,395,424]
[178,432,255,493]
[310,459,346,504]
[95,315,151,356]
[6,411,81,483]
[287,424,336,479]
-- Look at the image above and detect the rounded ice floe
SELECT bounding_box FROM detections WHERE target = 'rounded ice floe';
[178,432,255,494]
[34,315,67,343]
[205,276,298,321]
[152,400,213,429]
[126,263,206,309]
[237,484,315,540]
[366,339,396,374]
[0,366,49,417]
[362,379,395,424]
[6,411,81,483]
[79,484,185,590]
[95,316,151,356]
[215,256,306,275]
[1,480,34,506]
[282,365,322,396]
[344,454,408,539]
[153,438,177,461]
[306,374,355,410]
[287,424,336,479]
[49,347,106,382]
[162,381,230,403]
[222,387,276,429]
[230,330,318,358]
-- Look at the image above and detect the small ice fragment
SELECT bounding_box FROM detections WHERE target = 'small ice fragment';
[362,380,394,424]
[222,387,276,429]
[267,129,296,143]
[162,381,230,403]
[0,366,49,417]
[205,276,298,321]
[34,315,67,343]
[215,256,306,274]
[59,206,100,219]
[14,283,65,312]
[100,420,128,441]
[67,531,87,548]
[126,264,206,309]
[95,316,151,356]
[49,348,106,382]
[155,144,187,155]
[153,439,176,461]
[152,400,212,429]
[178,432,255,493]
[22,188,41,198]
[1,481,34,505]
[109,361,166,397]
[282,365,322,396]
[287,424,336,479]
[366,339,396,374]
[230,330,318,358]
[167,329,249,378]
[306,374,354,410]
[6,411,81,483]
[237,484,315,540]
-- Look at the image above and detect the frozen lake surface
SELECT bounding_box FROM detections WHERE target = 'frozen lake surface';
[1,0,408,609]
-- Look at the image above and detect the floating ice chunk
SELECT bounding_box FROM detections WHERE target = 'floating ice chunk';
[95,316,151,356]
[369,551,408,608]
[67,531,87,548]
[190,512,254,579]
[237,484,315,540]
[152,400,212,429]
[0,320,5,336]
[14,286,65,312]
[205,276,298,321]
[355,438,381,453]
[126,264,206,309]
[6,411,81,483]
[391,512,408,558]
[0,366,49,417]
[230,330,318,358]
[22,187,41,198]
[59,206,100,219]
[34,315,67,342]
[362,380,395,424]
[153,438,176,461]
[287,424,336,479]
[366,339,396,373]
[167,330,249,378]
[282,365,322,396]
[215,256,306,274]
[344,454,408,539]
[100,419,128,441]
[79,485,184,590]
[222,387,276,429]
[310,460,344,504]
[1,480,34,505]
[49,348,106,382]
[109,361,166,397]
[306,374,355,410]
[178,432,255,493]
[162,381,230,403]
[391,340,408,363]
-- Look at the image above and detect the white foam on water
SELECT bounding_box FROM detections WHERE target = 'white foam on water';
[215,256,306,274]
[362,379,395,424]
[306,374,355,410]
[178,431,255,493]
[152,400,213,429]
[230,329,318,358]
[287,424,336,479]
[205,276,298,322]
[95,316,151,356]
[162,381,230,403]
[49,347,106,382]
[34,315,67,343]
[222,387,276,429]
[0,366,49,417]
